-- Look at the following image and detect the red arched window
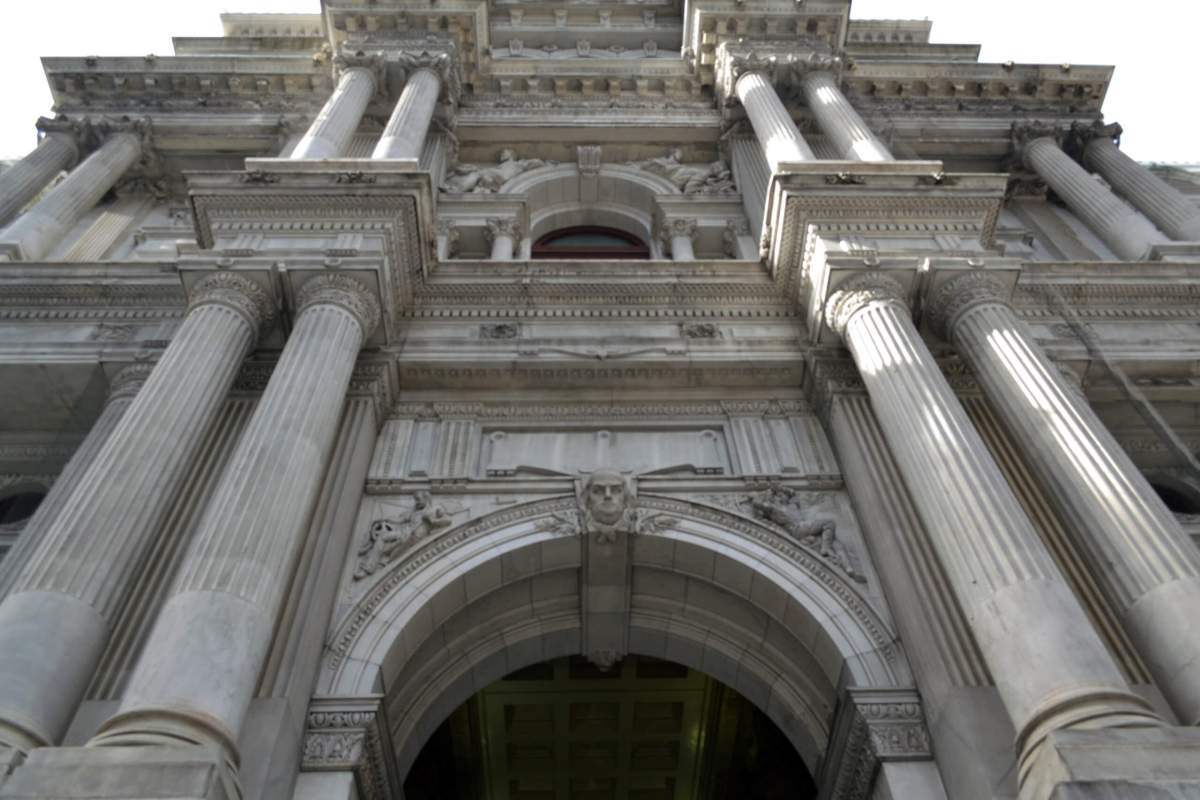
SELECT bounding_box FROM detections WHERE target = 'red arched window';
[532,226,650,260]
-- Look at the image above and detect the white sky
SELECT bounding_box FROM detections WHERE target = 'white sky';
[1,0,1196,162]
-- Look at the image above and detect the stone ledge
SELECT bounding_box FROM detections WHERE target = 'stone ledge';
[1030,727,1200,800]
[0,745,239,800]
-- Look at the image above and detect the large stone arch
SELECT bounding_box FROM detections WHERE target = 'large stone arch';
[316,494,906,788]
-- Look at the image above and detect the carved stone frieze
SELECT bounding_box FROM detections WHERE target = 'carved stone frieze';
[821,688,933,800]
[302,697,399,800]
[627,148,736,195]
[441,149,552,193]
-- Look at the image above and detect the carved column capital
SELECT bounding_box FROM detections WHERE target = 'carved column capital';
[716,43,844,102]
[1064,120,1122,161]
[333,50,386,94]
[484,217,522,244]
[395,49,462,106]
[106,363,156,404]
[824,274,908,337]
[436,218,460,257]
[821,688,933,800]
[302,698,399,800]
[188,272,277,338]
[926,271,1013,341]
[297,274,381,336]
[1011,121,1065,167]
[660,217,698,244]
[722,218,751,257]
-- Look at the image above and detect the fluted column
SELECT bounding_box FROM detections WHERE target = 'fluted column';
[0,132,141,261]
[0,274,272,752]
[663,218,697,261]
[90,275,380,769]
[729,134,770,235]
[1021,137,1168,261]
[371,68,441,160]
[291,68,377,160]
[1084,136,1200,241]
[485,218,520,261]
[825,275,1161,785]
[0,364,150,601]
[933,272,1200,726]
[0,133,78,228]
[801,71,893,162]
[734,71,816,172]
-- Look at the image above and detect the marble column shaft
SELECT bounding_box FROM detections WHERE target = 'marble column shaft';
[729,135,770,236]
[91,275,380,766]
[0,273,271,751]
[800,71,893,162]
[0,133,78,229]
[0,132,141,261]
[1023,137,1168,261]
[291,68,377,160]
[825,275,1161,781]
[1084,137,1200,241]
[0,364,149,601]
[371,69,441,160]
[937,274,1200,725]
[734,71,815,172]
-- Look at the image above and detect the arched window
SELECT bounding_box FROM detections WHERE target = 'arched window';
[532,226,650,260]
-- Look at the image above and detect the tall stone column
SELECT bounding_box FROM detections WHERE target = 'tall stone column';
[729,134,770,235]
[932,271,1200,726]
[734,70,816,172]
[824,275,1161,784]
[663,218,697,261]
[0,132,78,228]
[1083,134,1200,242]
[371,68,441,160]
[0,273,272,752]
[90,275,380,770]
[800,71,893,162]
[485,218,520,261]
[0,131,141,261]
[0,363,150,601]
[290,67,377,160]
[1020,135,1168,261]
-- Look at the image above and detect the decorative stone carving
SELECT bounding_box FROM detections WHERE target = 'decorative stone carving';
[681,322,721,339]
[331,50,385,94]
[302,698,398,800]
[723,219,751,257]
[296,274,381,336]
[1011,120,1065,157]
[822,688,933,800]
[749,486,867,583]
[483,218,523,246]
[440,149,552,193]
[187,272,276,337]
[579,468,638,545]
[925,271,1012,340]
[629,148,736,195]
[353,491,453,580]
[658,217,697,248]
[824,274,907,338]
[480,322,519,339]
[577,145,602,177]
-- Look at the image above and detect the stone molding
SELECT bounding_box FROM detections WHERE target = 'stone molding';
[820,688,934,800]
[824,274,908,337]
[395,48,462,107]
[925,271,1013,341]
[186,272,276,337]
[302,697,399,800]
[296,274,383,337]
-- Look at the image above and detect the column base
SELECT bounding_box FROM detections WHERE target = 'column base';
[0,745,240,800]
[1025,728,1200,800]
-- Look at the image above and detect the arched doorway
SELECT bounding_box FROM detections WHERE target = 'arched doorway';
[308,495,913,799]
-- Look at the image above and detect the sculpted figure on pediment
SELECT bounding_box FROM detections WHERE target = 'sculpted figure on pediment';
[750,486,867,583]
[629,147,736,195]
[354,491,452,579]
[441,149,552,193]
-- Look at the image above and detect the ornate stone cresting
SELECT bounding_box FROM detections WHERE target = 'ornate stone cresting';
[824,274,908,337]
[353,492,452,580]
[296,274,381,336]
[187,272,276,338]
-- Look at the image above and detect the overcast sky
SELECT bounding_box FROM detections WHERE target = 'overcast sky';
[1,1,1195,162]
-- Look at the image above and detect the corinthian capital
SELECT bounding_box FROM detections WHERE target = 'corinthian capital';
[715,42,844,103]
[824,274,908,337]
[297,273,382,335]
[107,362,157,404]
[925,272,1012,340]
[659,217,698,244]
[188,272,277,338]
[1064,120,1122,161]
[333,49,386,93]
[484,217,523,244]
[396,48,462,105]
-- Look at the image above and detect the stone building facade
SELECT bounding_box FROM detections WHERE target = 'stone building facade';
[0,2,1199,799]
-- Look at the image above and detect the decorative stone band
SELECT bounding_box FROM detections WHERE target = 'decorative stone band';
[302,698,400,800]
[105,362,156,404]
[483,218,523,245]
[186,272,276,339]
[296,273,382,336]
[820,688,934,800]
[925,272,1013,341]
[824,274,908,337]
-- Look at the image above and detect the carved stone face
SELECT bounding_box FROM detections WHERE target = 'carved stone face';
[584,469,629,525]
[499,148,516,162]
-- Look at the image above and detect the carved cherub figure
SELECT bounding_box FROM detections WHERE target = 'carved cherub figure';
[354,492,452,579]
[750,486,866,583]
[441,149,551,194]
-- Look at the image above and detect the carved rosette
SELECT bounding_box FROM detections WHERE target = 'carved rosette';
[187,272,276,338]
[302,698,398,800]
[823,274,908,338]
[822,688,933,800]
[484,218,523,245]
[925,272,1012,341]
[297,274,382,336]
[106,362,156,404]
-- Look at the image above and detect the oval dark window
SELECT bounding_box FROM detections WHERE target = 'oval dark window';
[532,226,650,260]
[0,491,45,525]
